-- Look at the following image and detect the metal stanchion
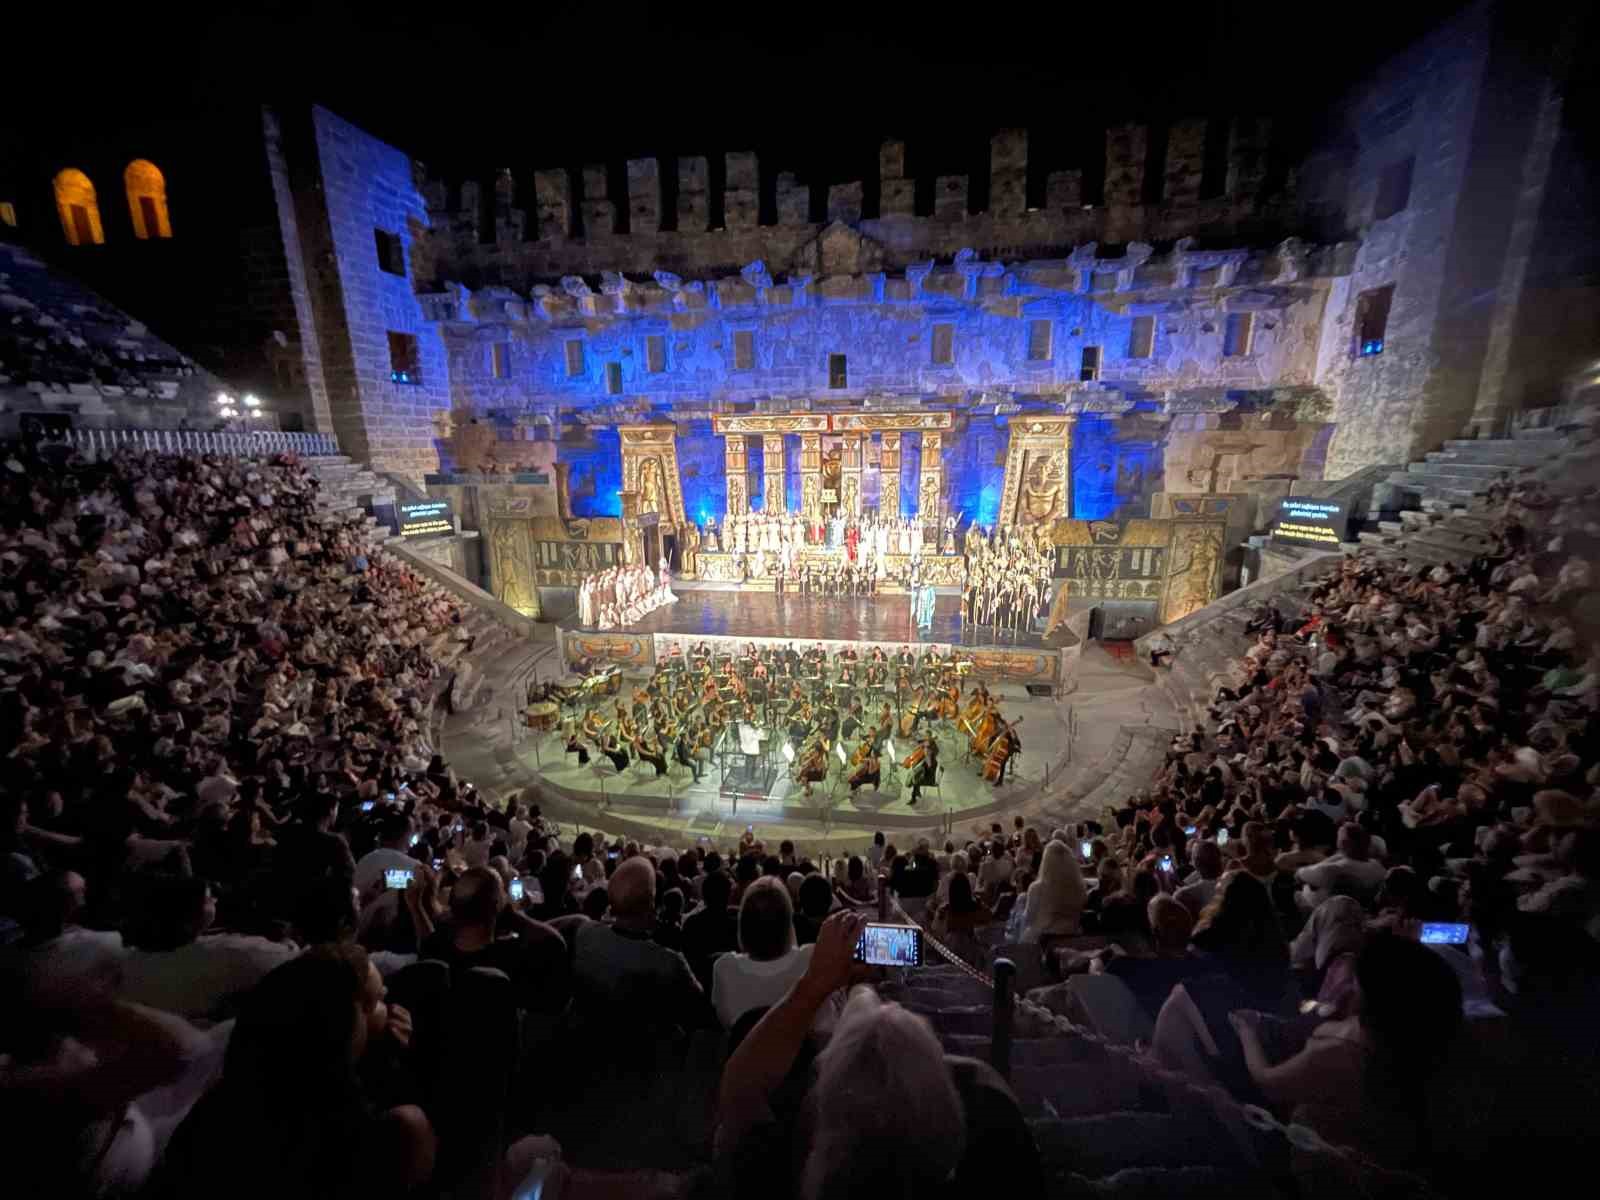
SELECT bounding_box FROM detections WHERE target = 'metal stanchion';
[991,958,1016,1079]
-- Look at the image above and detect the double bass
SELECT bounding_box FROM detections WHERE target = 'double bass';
[982,718,1021,784]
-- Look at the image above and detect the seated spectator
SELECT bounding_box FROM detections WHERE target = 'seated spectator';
[712,876,816,1029]
[1153,871,1292,1096]
[1020,840,1085,944]
[836,855,876,906]
[792,874,835,946]
[1,971,210,1199]
[353,811,419,900]
[1176,838,1223,919]
[1288,894,1366,1014]
[1230,932,1463,1166]
[683,869,739,993]
[654,887,686,953]
[120,876,295,1021]
[570,857,705,1037]
[418,866,569,1018]
[889,838,940,899]
[1094,867,1161,941]
[7,870,123,992]
[979,839,1016,902]
[153,946,436,1199]
[1296,823,1387,911]
[717,909,1044,1200]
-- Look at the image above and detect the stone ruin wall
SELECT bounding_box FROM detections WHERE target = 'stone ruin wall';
[409,121,1291,293]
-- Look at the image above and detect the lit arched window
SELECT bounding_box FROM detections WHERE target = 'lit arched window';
[124,160,172,239]
[53,169,104,246]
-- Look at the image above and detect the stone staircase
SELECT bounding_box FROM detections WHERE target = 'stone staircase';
[878,964,1279,1197]
[305,454,396,531]
[1032,726,1175,830]
[1375,427,1564,511]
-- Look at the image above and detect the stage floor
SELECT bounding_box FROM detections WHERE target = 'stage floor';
[560,591,1060,651]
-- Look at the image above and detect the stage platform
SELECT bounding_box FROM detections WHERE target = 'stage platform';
[512,680,1075,833]
[556,592,1069,687]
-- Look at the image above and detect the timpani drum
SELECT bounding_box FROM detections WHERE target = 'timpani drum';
[525,701,559,732]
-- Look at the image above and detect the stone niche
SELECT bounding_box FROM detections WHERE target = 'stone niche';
[1161,411,1330,496]
[445,412,559,476]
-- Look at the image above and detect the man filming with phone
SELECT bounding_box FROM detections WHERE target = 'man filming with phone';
[418,866,571,1019]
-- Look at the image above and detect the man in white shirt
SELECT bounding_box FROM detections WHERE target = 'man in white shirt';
[119,877,295,1021]
[1175,838,1223,919]
[979,841,1016,897]
[194,757,238,808]
[354,811,420,900]
[711,876,816,1029]
[1295,823,1387,911]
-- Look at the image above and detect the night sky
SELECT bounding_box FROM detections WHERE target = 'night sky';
[10,0,1473,187]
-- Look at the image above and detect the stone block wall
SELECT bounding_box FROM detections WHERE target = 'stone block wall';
[438,243,1333,418]
[1316,2,1496,476]
[415,116,1296,290]
[308,105,448,483]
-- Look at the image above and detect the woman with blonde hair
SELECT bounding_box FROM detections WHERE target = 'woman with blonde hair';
[1021,839,1087,945]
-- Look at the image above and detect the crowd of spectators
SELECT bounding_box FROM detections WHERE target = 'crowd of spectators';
[3,434,1596,1195]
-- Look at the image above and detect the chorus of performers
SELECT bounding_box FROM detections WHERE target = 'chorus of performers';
[577,557,677,629]
[704,508,961,564]
[542,639,1023,801]
[958,524,1055,635]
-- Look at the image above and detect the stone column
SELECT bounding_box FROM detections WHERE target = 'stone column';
[917,432,944,527]
[841,433,863,517]
[618,491,644,566]
[799,432,823,520]
[724,434,748,518]
[762,434,786,513]
[879,432,901,520]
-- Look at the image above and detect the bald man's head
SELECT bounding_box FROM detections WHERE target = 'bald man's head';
[608,856,656,922]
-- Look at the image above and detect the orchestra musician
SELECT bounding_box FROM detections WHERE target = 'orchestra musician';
[983,717,1021,786]
[581,707,610,742]
[599,731,630,773]
[794,733,830,798]
[873,703,894,751]
[564,723,591,765]
[614,703,637,744]
[633,728,669,777]
[847,740,880,793]
[673,723,702,782]
[904,734,939,806]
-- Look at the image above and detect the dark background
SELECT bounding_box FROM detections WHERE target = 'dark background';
[7,0,1473,188]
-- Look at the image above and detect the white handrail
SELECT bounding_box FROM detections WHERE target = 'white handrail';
[59,428,340,458]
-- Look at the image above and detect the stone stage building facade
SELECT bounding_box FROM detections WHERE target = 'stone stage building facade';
[0,2,1590,616]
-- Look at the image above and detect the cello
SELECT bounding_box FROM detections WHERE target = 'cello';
[968,707,1000,757]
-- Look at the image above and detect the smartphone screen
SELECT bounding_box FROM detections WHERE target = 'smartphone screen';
[432,858,445,871]
[385,868,413,890]
[409,833,421,847]
[1080,840,1092,860]
[1419,922,1471,945]
[360,800,375,812]
[509,878,525,902]
[1183,826,1197,837]
[854,923,923,967]
[571,865,584,882]
[1160,855,1174,872]
[1217,829,1230,846]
